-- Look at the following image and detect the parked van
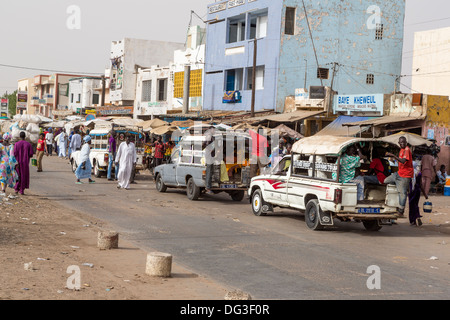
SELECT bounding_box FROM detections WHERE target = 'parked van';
[154,127,252,201]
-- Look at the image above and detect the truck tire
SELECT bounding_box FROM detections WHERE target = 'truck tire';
[187,177,201,201]
[305,199,325,231]
[251,189,267,216]
[363,220,382,232]
[230,190,245,202]
[155,174,167,193]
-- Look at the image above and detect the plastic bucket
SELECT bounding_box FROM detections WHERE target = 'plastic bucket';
[446,177,450,186]
[444,186,450,197]
[423,201,433,213]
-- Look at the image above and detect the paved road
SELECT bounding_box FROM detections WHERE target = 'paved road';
[28,156,450,300]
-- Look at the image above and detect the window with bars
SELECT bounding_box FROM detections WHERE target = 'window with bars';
[375,24,384,40]
[141,80,152,102]
[317,68,330,80]
[285,7,296,35]
[366,74,375,85]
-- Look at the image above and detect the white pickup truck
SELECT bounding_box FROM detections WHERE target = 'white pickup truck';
[248,136,402,231]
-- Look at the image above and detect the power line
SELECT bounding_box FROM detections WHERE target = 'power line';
[405,16,450,26]
[0,63,103,76]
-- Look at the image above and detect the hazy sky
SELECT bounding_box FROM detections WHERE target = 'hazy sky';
[0,0,449,94]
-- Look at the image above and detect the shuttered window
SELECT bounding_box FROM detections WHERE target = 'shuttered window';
[141,80,152,102]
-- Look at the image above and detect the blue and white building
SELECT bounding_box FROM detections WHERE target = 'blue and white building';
[204,0,406,112]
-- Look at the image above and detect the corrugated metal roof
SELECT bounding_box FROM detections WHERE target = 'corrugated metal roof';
[246,110,326,123]
[342,115,426,127]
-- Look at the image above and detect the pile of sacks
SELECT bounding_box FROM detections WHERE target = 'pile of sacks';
[10,115,42,144]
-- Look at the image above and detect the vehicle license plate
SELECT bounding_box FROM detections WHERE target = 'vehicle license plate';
[221,184,237,189]
[358,208,381,214]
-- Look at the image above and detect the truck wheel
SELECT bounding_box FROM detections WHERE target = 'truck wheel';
[230,191,245,202]
[363,220,382,232]
[187,177,201,201]
[155,174,167,193]
[305,199,325,231]
[252,189,267,216]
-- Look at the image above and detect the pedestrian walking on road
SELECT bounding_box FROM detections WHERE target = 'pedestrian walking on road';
[153,136,165,169]
[0,133,19,196]
[115,134,136,190]
[107,131,117,181]
[75,136,95,185]
[57,128,68,159]
[36,133,48,172]
[13,131,34,195]
[408,159,427,226]
[45,129,54,156]
[420,148,435,198]
[70,129,82,156]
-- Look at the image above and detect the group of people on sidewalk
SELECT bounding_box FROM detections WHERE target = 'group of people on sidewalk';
[0,131,33,196]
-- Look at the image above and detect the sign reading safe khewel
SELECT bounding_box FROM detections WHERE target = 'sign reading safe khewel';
[335,94,384,115]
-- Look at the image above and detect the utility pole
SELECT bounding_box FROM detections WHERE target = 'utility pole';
[251,38,257,118]
[101,75,106,107]
[183,65,191,114]
[304,59,308,89]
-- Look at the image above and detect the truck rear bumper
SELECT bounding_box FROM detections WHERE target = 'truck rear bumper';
[336,213,402,220]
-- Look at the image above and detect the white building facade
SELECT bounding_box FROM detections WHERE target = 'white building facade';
[68,77,109,113]
[411,26,450,96]
[109,38,184,108]
[133,26,206,119]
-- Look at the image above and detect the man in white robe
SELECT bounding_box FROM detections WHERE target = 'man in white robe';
[58,129,68,158]
[115,135,136,190]
[70,130,82,154]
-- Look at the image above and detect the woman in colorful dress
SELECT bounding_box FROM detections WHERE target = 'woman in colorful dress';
[0,132,19,196]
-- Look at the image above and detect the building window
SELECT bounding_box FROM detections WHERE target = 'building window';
[246,66,265,90]
[285,7,296,35]
[249,11,268,39]
[225,69,243,92]
[142,80,152,102]
[92,94,100,105]
[158,79,168,101]
[375,24,384,40]
[228,15,246,43]
[366,74,375,85]
[71,94,74,103]
[317,68,330,80]
[77,94,81,103]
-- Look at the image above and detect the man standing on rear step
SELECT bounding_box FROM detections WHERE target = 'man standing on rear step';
[385,136,414,216]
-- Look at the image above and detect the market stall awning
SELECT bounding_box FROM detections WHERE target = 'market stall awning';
[292,135,375,155]
[272,124,303,140]
[141,118,168,131]
[378,131,433,147]
[150,125,179,135]
[342,115,426,128]
[246,110,326,124]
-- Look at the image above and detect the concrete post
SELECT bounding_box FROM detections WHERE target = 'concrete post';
[183,65,191,114]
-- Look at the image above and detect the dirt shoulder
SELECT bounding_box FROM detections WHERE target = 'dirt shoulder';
[0,193,229,300]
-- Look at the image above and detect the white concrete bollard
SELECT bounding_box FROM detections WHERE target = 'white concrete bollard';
[145,252,172,277]
[97,231,119,250]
